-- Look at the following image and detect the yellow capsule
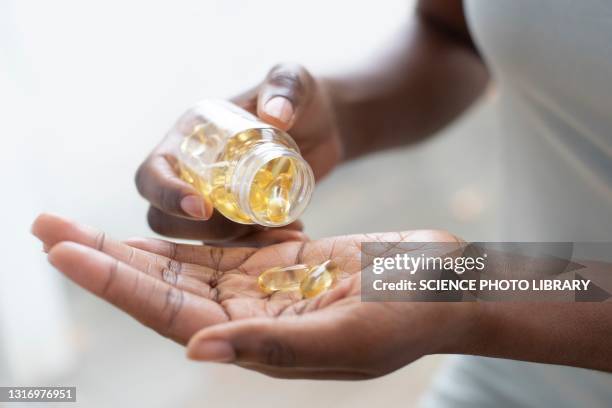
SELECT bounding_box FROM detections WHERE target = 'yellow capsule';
[180,124,208,156]
[257,264,312,294]
[266,184,290,223]
[178,162,195,184]
[246,156,296,224]
[269,156,292,178]
[300,260,339,299]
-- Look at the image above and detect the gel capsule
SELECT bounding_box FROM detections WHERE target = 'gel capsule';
[175,100,315,227]
[266,183,291,223]
[257,264,312,294]
[300,260,339,298]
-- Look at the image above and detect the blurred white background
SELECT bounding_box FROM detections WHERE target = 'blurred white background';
[0,0,499,406]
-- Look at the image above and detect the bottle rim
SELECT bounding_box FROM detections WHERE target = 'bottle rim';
[232,142,315,227]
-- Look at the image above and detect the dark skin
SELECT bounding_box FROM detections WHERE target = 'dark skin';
[33,0,612,379]
[33,213,468,379]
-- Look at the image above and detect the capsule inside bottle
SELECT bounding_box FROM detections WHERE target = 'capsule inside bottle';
[250,157,295,224]
[266,180,291,222]
[174,100,315,227]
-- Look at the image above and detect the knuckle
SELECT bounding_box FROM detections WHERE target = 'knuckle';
[161,258,182,286]
[165,240,179,259]
[101,259,119,298]
[259,338,297,367]
[210,246,224,273]
[270,70,302,90]
[161,268,178,285]
[162,286,185,332]
[126,247,137,265]
[270,62,307,77]
[94,231,106,251]
[134,156,160,199]
[137,155,183,214]
[159,184,182,214]
[268,63,311,94]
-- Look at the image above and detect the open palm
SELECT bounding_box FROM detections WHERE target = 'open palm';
[32,214,367,343]
[33,213,463,379]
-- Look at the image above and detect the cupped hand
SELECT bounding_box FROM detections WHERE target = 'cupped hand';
[32,213,473,380]
[135,63,342,244]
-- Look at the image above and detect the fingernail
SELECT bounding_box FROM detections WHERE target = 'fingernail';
[187,339,235,362]
[180,195,206,219]
[263,96,294,124]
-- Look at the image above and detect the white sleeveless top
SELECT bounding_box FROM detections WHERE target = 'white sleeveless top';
[423,1,612,406]
[470,0,612,241]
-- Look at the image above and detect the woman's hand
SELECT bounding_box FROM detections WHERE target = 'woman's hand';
[32,213,473,380]
[135,64,342,244]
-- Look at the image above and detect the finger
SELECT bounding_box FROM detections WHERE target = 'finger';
[135,140,213,220]
[235,363,372,380]
[31,213,218,298]
[48,242,228,344]
[186,310,366,369]
[202,219,306,247]
[257,63,315,130]
[124,237,257,272]
[230,87,258,113]
[147,207,305,245]
[32,213,150,263]
[283,219,304,231]
[146,206,253,241]
[231,228,309,247]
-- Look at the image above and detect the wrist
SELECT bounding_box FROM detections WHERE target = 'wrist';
[432,302,484,355]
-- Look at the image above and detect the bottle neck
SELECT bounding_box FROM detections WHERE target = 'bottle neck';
[231,141,314,227]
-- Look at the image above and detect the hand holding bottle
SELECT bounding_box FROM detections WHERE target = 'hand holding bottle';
[135,64,343,244]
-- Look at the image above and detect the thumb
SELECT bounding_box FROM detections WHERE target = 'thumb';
[186,311,359,368]
[257,63,315,131]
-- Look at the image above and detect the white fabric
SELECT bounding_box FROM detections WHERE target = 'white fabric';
[423,1,612,406]
[470,0,612,242]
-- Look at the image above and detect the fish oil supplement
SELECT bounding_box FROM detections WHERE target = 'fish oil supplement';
[257,260,340,298]
[300,260,339,298]
[173,100,314,227]
[257,264,312,294]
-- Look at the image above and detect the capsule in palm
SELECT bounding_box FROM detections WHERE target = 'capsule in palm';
[257,264,312,294]
[300,260,339,298]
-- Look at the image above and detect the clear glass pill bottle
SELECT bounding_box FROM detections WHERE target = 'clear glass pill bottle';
[173,100,315,227]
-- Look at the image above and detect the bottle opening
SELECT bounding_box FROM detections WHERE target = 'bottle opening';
[232,143,314,227]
